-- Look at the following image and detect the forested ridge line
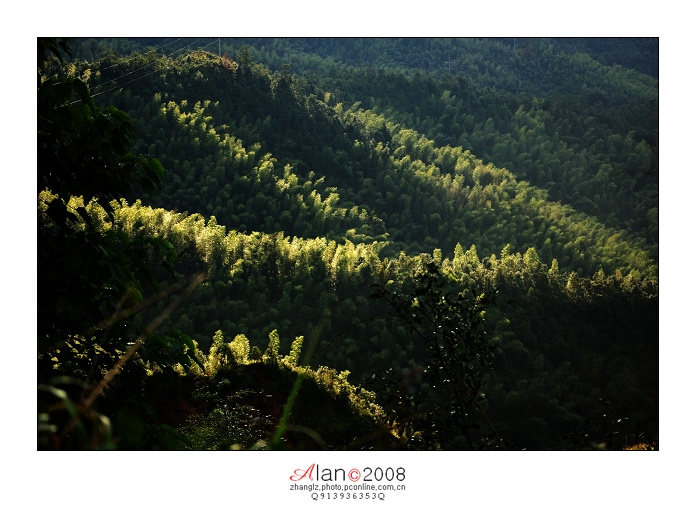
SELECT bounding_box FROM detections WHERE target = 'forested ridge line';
[72,37,657,255]
[70,41,657,282]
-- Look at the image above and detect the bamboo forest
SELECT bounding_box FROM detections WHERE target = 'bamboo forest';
[37,37,658,451]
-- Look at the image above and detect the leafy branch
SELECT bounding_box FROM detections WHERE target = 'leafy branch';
[370,259,505,449]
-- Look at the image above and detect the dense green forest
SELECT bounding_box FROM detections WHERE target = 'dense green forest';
[38,37,658,451]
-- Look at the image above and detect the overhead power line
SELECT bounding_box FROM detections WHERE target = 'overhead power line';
[94,38,185,75]
[68,38,219,104]
[90,38,213,93]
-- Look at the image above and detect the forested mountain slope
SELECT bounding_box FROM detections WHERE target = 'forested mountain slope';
[78,40,656,273]
[39,38,658,451]
[74,37,658,242]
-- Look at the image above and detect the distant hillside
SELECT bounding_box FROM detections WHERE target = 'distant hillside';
[75,40,657,280]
